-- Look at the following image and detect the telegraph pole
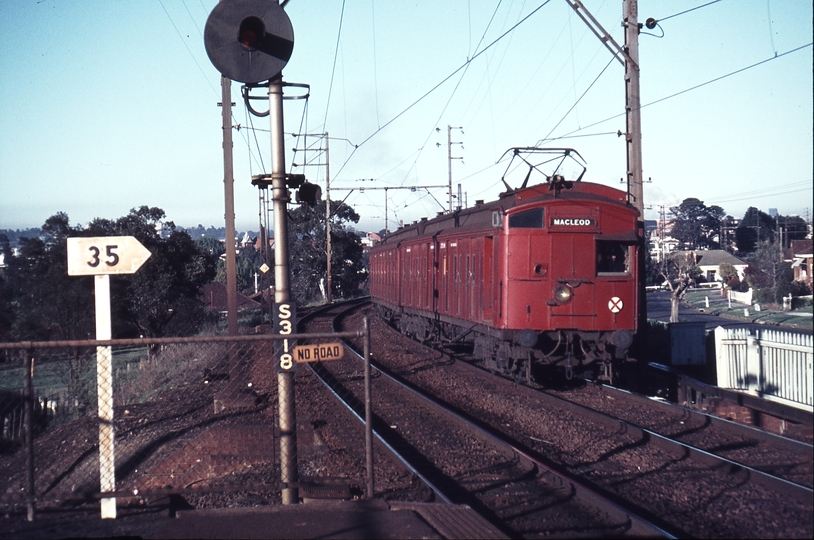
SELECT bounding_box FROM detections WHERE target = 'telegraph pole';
[291,132,332,303]
[447,126,464,212]
[567,0,646,327]
[624,0,644,218]
[325,134,332,303]
[221,75,239,336]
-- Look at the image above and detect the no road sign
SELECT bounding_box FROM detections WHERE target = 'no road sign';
[294,342,345,363]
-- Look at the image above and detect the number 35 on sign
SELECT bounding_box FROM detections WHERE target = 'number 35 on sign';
[67,236,152,276]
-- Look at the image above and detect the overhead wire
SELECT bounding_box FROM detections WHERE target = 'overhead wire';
[355,1,550,149]
[538,55,615,145]
[322,0,347,132]
[705,181,813,205]
[656,0,723,24]
[156,0,217,96]
[542,42,812,144]
[395,0,505,188]
[332,0,553,181]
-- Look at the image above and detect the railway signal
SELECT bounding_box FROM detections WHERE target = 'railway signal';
[205,0,299,505]
[204,0,294,84]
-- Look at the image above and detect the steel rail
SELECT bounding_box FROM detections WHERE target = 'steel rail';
[328,300,675,538]
[296,300,453,504]
[459,357,814,507]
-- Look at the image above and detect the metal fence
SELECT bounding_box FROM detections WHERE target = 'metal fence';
[714,327,814,408]
[0,329,368,520]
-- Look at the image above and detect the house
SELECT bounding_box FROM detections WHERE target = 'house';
[788,239,813,289]
[669,250,748,283]
[200,282,260,312]
[361,232,381,248]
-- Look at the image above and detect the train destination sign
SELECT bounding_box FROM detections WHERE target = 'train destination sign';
[550,217,596,227]
[293,342,345,363]
[67,236,151,276]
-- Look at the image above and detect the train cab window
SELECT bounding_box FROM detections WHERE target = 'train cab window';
[508,207,544,228]
[596,241,629,275]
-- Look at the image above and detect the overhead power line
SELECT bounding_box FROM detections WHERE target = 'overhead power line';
[544,42,813,143]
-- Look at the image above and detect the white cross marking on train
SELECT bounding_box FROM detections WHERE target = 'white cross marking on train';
[608,297,624,313]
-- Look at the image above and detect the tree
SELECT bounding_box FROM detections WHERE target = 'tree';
[85,206,217,338]
[776,215,809,248]
[660,253,701,323]
[2,214,94,342]
[195,236,225,259]
[717,262,740,288]
[735,207,775,253]
[669,198,726,250]
[0,234,15,341]
[286,200,366,306]
[744,240,792,305]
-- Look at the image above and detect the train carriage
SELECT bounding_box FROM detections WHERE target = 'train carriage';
[370,148,640,383]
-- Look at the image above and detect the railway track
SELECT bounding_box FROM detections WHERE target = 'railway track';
[322,299,812,538]
[299,300,672,538]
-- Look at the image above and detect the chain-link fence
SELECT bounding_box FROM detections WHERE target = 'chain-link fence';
[0,328,367,520]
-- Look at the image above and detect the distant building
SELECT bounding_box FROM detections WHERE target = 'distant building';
[361,232,381,248]
[200,282,260,312]
[669,250,748,283]
[788,239,813,289]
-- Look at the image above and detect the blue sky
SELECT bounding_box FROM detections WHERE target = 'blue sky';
[1,1,811,234]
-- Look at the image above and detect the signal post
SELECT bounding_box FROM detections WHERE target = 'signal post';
[205,0,299,504]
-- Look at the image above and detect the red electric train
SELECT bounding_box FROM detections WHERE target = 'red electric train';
[369,148,640,383]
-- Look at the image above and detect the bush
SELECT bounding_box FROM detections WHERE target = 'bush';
[754,288,776,305]
[789,280,812,296]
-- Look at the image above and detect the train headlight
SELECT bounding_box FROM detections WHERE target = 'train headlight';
[554,284,572,304]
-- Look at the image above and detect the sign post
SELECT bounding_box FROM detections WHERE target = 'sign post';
[67,236,151,519]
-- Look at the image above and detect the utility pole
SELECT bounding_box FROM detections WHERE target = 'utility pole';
[447,126,464,212]
[325,134,332,303]
[567,0,646,327]
[330,184,448,233]
[220,75,238,336]
[623,1,644,218]
[291,132,332,303]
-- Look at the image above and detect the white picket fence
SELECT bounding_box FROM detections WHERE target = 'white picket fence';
[726,288,753,305]
[715,326,813,408]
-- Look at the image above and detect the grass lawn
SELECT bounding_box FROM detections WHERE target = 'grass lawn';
[683,289,813,330]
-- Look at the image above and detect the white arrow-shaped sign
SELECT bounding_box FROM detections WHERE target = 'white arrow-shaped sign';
[67,236,152,276]
[67,235,153,518]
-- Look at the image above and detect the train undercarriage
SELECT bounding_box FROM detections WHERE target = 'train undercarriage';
[374,302,634,385]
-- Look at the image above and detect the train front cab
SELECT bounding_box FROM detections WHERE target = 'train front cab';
[501,201,638,380]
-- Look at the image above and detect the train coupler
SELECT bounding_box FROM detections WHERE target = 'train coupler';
[598,361,613,384]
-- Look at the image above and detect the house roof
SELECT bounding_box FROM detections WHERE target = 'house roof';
[668,250,746,268]
[791,239,813,257]
[693,250,747,267]
[200,282,260,311]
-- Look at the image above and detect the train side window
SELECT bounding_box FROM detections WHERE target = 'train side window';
[508,207,544,228]
[596,241,629,274]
